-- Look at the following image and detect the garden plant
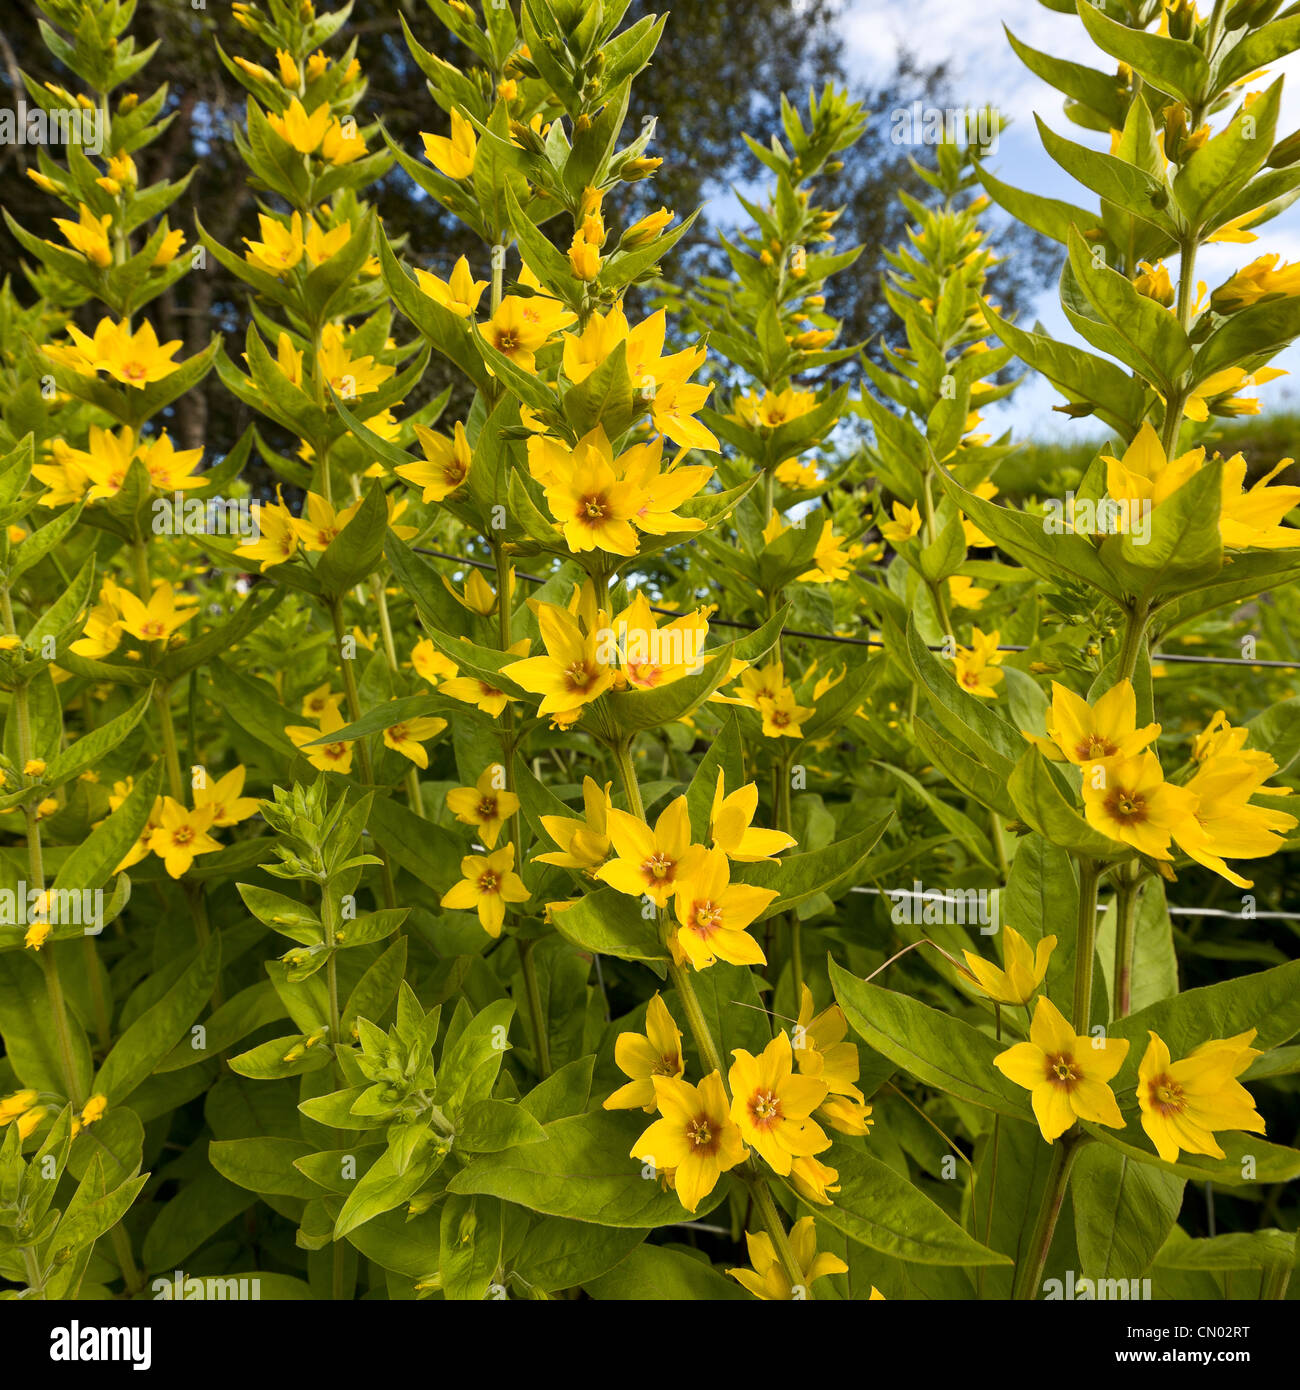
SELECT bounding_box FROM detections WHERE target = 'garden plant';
[1,0,1299,1313]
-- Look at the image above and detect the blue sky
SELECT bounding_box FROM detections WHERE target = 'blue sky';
[832,0,1300,443]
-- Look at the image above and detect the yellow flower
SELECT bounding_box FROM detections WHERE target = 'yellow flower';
[381,715,447,768]
[275,331,304,385]
[414,256,487,317]
[411,639,459,687]
[948,574,989,609]
[757,686,814,739]
[617,440,711,537]
[267,97,331,154]
[445,766,520,848]
[304,218,350,266]
[609,591,710,689]
[321,116,366,165]
[151,798,221,878]
[709,772,795,862]
[0,1089,39,1125]
[788,1154,841,1205]
[25,921,53,950]
[952,627,1003,698]
[623,207,673,247]
[1081,751,1198,860]
[244,211,305,276]
[1217,455,1300,549]
[598,795,705,908]
[440,843,529,937]
[543,432,644,555]
[286,704,354,775]
[235,491,298,570]
[442,568,499,617]
[300,684,345,721]
[316,323,395,401]
[45,317,182,389]
[193,766,260,827]
[1210,253,1300,313]
[729,1032,831,1176]
[728,1216,848,1300]
[397,421,472,502]
[793,985,875,1134]
[963,926,1056,1007]
[1172,751,1297,887]
[291,490,361,551]
[116,582,199,643]
[421,108,477,179]
[275,48,300,85]
[1026,679,1160,765]
[535,776,613,873]
[113,796,163,873]
[80,1094,108,1127]
[671,847,775,970]
[879,501,921,544]
[797,519,854,583]
[501,603,613,720]
[136,433,204,492]
[774,458,821,489]
[568,227,602,280]
[733,387,817,429]
[604,993,685,1111]
[1133,259,1175,306]
[15,1105,46,1139]
[479,267,575,373]
[993,996,1129,1142]
[1137,1030,1265,1164]
[440,645,525,717]
[961,480,999,547]
[52,203,113,267]
[630,1072,747,1212]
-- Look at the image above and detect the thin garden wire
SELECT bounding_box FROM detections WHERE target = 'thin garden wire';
[415,546,1300,670]
[850,885,1300,922]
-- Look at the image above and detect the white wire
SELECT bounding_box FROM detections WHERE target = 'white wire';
[848,885,1300,922]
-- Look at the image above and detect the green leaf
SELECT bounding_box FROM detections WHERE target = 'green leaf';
[734,813,892,919]
[456,1098,548,1154]
[0,951,93,1097]
[335,1138,448,1240]
[830,960,1025,1118]
[43,690,152,792]
[1008,748,1127,859]
[315,480,388,596]
[584,1242,747,1298]
[93,937,222,1105]
[512,1217,643,1293]
[446,1109,728,1226]
[209,1137,321,1199]
[1071,1142,1184,1280]
[550,887,668,970]
[792,1140,1011,1266]
[439,1192,503,1300]
[1076,0,1209,105]
[1065,226,1191,391]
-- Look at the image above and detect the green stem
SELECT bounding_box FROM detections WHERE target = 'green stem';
[372,577,425,817]
[329,597,398,911]
[1073,858,1103,1033]
[109,1223,143,1296]
[1115,601,1150,684]
[1113,867,1142,1019]
[1012,1135,1079,1300]
[3,587,82,1105]
[22,1244,45,1296]
[749,1176,808,1298]
[519,938,552,1078]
